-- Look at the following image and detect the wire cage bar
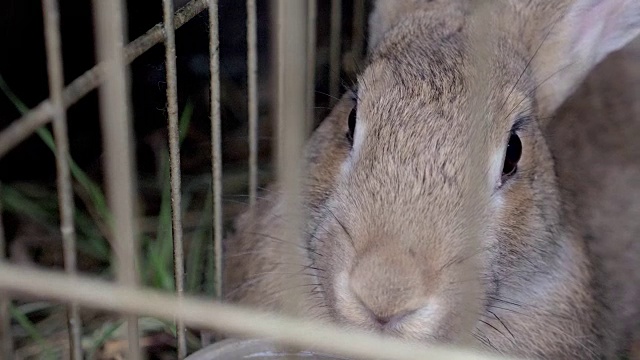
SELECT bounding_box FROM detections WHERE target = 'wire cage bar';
[247,0,260,208]
[273,0,311,317]
[209,0,224,313]
[161,0,188,357]
[92,0,141,358]
[0,264,516,360]
[41,0,82,358]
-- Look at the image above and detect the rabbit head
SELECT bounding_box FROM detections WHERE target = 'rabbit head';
[224,0,640,357]
[302,0,640,353]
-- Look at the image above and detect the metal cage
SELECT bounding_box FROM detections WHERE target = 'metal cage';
[0,1,519,359]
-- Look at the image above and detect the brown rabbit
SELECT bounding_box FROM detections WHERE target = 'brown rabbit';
[223,1,640,359]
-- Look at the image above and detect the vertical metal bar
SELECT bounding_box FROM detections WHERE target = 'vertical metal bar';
[351,0,365,65]
[199,0,222,347]
[41,0,82,358]
[247,0,259,207]
[0,183,13,360]
[274,0,308,314]
[161,0,187,358]
[209,0,223,303]
[305,0,317,135]
[91,0,141,358]
[329,0,342,105]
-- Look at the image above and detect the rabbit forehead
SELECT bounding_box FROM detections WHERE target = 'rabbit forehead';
[355,31,532,176]
[340,20,536,233]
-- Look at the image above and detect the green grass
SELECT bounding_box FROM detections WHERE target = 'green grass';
[0,74,214,356]
[9,304,57,359]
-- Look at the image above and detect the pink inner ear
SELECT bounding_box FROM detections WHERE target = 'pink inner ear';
[570,0,640,65]
[530,0,640,116]
[602,0,640,54]
[570,0,609,65]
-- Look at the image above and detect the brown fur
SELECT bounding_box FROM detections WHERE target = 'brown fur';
[223,1,640,358]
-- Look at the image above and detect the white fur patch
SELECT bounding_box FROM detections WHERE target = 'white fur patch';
[334,270,350,300]
[352,117,366,156]
[489,148,505,190]
[333,269,363,321]
[390,297,445,337]
[339,118,367,178]
[411,297,443,326]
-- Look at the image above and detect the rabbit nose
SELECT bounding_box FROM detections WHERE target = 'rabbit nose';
[371,309,415,328]
[349,249,429,329]
[374,314,391,327]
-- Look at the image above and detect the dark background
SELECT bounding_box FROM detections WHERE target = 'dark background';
[0,0,367,181]
[0,1,369,356]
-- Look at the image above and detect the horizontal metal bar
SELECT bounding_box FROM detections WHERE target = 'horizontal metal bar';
[0,264,518,360]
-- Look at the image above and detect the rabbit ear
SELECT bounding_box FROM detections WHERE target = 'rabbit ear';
[368,1,421,52]
[531,0,640,116]
[367,0,455,53]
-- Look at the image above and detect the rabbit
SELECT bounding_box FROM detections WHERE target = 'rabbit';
[546,34,640,359]
[223,0,640,359]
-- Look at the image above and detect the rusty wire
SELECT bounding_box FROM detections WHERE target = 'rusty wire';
[197,0,223,348]
[161,0,187,357]
[209,0,223,308]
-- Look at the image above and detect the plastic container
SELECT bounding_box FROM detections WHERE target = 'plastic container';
[185,339,348,360]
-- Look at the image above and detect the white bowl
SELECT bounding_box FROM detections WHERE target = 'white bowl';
[185,339,348,360]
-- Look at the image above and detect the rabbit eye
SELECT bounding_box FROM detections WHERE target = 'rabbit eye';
[502,132,521,178]
[346,105,357,145]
